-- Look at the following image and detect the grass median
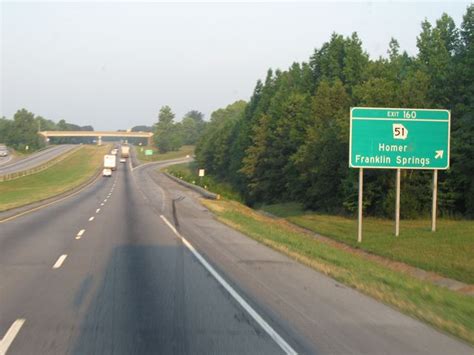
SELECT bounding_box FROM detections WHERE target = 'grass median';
[261,203,474,284]
[0,145,108,211]
[201,198,474,345]
[136,145,194,162]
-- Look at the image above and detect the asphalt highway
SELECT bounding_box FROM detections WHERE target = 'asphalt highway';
[0,155,13,166]
[0,158,472,354]
[0,145,76,175]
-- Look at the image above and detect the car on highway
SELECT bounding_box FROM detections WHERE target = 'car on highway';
[102,168,112,177]
[120,158,126,163]
[111,149,118,155]
[0,144,8,157]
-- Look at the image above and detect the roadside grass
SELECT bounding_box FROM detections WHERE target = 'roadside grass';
[201,198,474,345]
[166,162,243,202]
[261,203,474,284]
[136,145,194,162]
[0,145,108,211]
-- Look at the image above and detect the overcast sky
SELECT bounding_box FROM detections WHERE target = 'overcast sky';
[0,1,470,130]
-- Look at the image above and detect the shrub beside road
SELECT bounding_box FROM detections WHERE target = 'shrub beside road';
[166,162,242,202]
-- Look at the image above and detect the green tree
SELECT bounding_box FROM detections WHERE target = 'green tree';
[193,7,474,219]
[0,117,12,144]
[196,101,246,179]
[181,110,206,145]
[293,79,350,211]
[153,106,182,153]
[7,109,45,151]
[447,5,474,216]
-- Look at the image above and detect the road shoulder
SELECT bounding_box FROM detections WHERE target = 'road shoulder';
[135,164,474,352]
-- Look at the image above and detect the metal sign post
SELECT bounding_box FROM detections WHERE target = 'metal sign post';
[395,169,401,236]
[432,170,438,232]
[358,168,363,243]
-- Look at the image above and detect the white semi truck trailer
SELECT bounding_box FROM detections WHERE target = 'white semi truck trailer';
[104,154,117,171]
[120,145,130,158]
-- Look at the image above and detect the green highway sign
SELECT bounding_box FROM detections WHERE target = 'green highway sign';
[145,149,153,156]
[350,107,450,170]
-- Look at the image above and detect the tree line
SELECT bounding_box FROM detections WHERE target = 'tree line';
[196,6,474,218]
[152,107,206,153]
[0,105,208,154]
[0,109,95,151]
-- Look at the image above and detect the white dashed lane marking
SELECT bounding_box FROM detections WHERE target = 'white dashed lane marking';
[89,216,94,221]
[76,229,85,239]
[52,254,67,269]
[0,319,25,355]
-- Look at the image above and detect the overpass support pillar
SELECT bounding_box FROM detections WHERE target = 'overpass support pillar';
[98,136,102,146]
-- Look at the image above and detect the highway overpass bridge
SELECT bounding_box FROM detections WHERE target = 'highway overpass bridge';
[38,131,154,145]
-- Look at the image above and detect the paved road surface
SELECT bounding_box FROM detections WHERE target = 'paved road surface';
[0,158,472,354]
[0,145,76,175]
[0,155,13,166]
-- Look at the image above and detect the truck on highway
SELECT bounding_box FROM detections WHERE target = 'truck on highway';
[120,145,130,159]
[104,154,117,171]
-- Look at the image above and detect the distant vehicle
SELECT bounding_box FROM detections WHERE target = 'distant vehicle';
[0,144,8,157]
[104,154,117,171]
[102,168,112,177]
[121,145,130,158]
[111,149,118,155]
[120,158,126,163]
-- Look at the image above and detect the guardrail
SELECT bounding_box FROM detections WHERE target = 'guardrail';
[163,172,219,200]
[0,146,83,182]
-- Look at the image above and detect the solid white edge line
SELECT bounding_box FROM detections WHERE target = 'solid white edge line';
[89,216,94,221]
[0,319,25,355]
[53,254,67,269]
[159,215,297,355]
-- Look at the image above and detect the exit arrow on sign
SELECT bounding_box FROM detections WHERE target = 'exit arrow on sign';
[435,150,444,159]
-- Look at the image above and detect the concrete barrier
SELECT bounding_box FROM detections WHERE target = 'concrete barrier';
[164,172,219,200]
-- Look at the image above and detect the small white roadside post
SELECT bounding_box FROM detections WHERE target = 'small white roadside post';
[432,169,438,232]
[358,168,363,243]
[198,169,205,187]
[395,168,401,236]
